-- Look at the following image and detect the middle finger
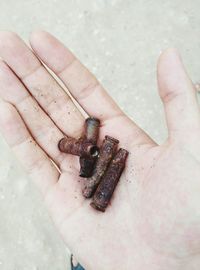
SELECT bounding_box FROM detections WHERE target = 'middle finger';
[0,31,84,138]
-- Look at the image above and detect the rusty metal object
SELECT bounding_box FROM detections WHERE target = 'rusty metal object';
[58,137,99,158]
[82,135,119,198]
[91,148,129,212]
[79,117,100,178]
[85,117,100,144]
[79,156,97,177]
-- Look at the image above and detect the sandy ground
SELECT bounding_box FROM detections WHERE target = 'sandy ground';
[0,0,200,269]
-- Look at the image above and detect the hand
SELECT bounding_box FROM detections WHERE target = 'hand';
[0,31,200,270]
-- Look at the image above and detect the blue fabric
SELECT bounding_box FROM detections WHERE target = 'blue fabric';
[71,255,85,270]
[71,263,85,270]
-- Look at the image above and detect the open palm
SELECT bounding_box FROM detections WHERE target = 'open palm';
[0,31,200,270]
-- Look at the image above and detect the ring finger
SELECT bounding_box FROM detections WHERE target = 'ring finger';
[0,60,67,167]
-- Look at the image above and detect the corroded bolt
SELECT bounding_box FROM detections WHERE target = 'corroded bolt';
[91,148,129,212]
[79,117,100,178]
[82,135,119,198]
[58,137,99,158]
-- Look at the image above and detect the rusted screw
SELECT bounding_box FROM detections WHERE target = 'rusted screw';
[82,135,119,198]
[91,148,129,212]
[58,137,99,158]
[79,117,100,177]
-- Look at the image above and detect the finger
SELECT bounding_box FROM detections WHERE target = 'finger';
[194,82,200,92]
[30,30,156,146]
[0,31,84,137]
[0,60,66,167]
[30,30,126,122]
[0,100,59,195]
[157,48,200,139]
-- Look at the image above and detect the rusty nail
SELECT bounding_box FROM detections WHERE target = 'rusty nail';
[91,148,129,212]
[82,135,119,198]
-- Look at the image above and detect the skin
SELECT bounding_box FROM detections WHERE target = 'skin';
[0,31,199,270]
